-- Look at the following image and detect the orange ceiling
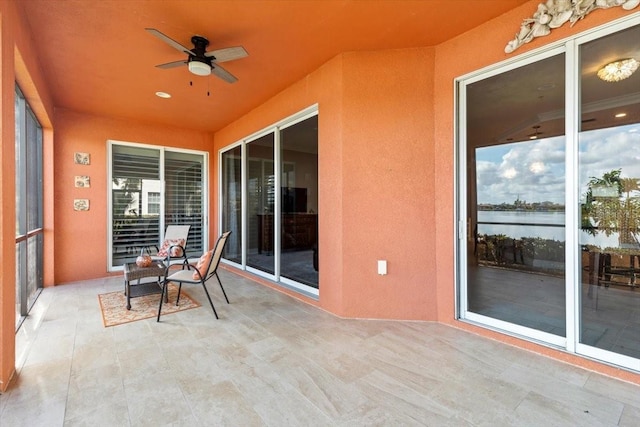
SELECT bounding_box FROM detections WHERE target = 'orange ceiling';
[18,0,530,132]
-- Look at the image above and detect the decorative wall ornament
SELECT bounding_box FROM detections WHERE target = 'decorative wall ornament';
[74,199,90,211]
[505,0,640,54]
[74,152,90,165]
[75,175,90,188]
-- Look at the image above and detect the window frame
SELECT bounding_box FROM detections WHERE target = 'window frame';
[218,105,319,298]
[107,140,209,271]
[455,14,640,373]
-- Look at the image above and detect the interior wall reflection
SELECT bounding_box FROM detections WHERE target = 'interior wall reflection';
[220,110,319,293]
[280,116,319,288]
[578,25,640,360]
[466,53,567,337]
[246,133,276,275]
[221,147,242,263]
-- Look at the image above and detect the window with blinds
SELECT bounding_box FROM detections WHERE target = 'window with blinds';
[165,151,204,258]
[109,143,206,269]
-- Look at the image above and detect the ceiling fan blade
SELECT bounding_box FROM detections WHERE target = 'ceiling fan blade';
[211,63,238,83]
[205,46,248,62]
[145,28,194,56]
[155,60,188,69]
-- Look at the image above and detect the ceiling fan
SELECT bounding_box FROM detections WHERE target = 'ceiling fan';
[145,28,248,83]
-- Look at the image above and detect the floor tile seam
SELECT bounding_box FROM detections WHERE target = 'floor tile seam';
[361,351,460,390]
[523,388,624,426]
[174,376,202,425]
[501,365,628,411]
[282,355,361,420]
[62,378,125,423]
[535,379,627,424]
[357,369,458,420]
[583,372,640,408]
[430,334,514,376]
[288,379,343,424]
[228,366,314,411]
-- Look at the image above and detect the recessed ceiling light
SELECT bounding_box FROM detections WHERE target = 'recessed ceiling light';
[155,91,171,99]
[615,112,627,118]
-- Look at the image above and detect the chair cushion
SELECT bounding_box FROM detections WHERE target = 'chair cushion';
[192,251,212,279]
[157,238,186,258]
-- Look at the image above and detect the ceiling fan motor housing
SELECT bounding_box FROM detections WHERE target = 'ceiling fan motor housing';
[191,35,210,55]
[188,35,213,75]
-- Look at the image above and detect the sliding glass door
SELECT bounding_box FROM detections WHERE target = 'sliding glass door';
[464,52,567,344]
[219,107,319,294]
[577,24,640,362]
[458,19,640,371]
[109,142,207,269]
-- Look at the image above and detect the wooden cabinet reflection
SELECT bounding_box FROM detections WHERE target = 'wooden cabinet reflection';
[257,214,317,254]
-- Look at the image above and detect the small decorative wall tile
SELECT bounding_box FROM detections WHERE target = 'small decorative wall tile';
[74,199,89,211]
[75,175,90,188]
[74,152,90,165]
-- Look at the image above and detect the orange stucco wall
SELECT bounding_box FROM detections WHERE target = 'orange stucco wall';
[340,48,436,319]
[53,109,213,284]
[214,47,437,320]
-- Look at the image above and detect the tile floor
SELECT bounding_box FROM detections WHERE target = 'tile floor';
[1,268,639,426]
[469,265,640,359]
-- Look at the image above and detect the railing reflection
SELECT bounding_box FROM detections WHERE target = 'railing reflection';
[475,220,565,275]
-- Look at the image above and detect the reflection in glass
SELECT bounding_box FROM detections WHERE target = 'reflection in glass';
[221,113,319,291]
[111,145,161,266]
[221,147,242,263]
[466,53,566,336]
[578,25,640,359]
[280,116,319,288]
[15,86,44,329]
[164,151,204,258]
[246,134,275,275]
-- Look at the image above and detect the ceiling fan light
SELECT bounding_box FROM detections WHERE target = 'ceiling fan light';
[597,58,639,82]
[188,60,211,76]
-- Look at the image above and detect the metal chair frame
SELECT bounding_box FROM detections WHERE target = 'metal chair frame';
[157,231,231,321]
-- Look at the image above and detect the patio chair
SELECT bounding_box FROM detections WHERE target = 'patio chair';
[150,225,190,266]
[157,231,231,321]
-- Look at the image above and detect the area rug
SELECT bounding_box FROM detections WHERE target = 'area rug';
[98,283,200,327]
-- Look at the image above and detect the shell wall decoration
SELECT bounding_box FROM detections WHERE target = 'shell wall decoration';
[505,0,640,54]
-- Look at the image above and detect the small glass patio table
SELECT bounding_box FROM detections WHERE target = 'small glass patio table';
[123,261,168,310]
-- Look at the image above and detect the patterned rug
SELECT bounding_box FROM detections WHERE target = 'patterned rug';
[98,283,200,327]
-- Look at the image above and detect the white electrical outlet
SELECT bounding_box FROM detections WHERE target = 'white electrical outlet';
[378,260,387,275]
